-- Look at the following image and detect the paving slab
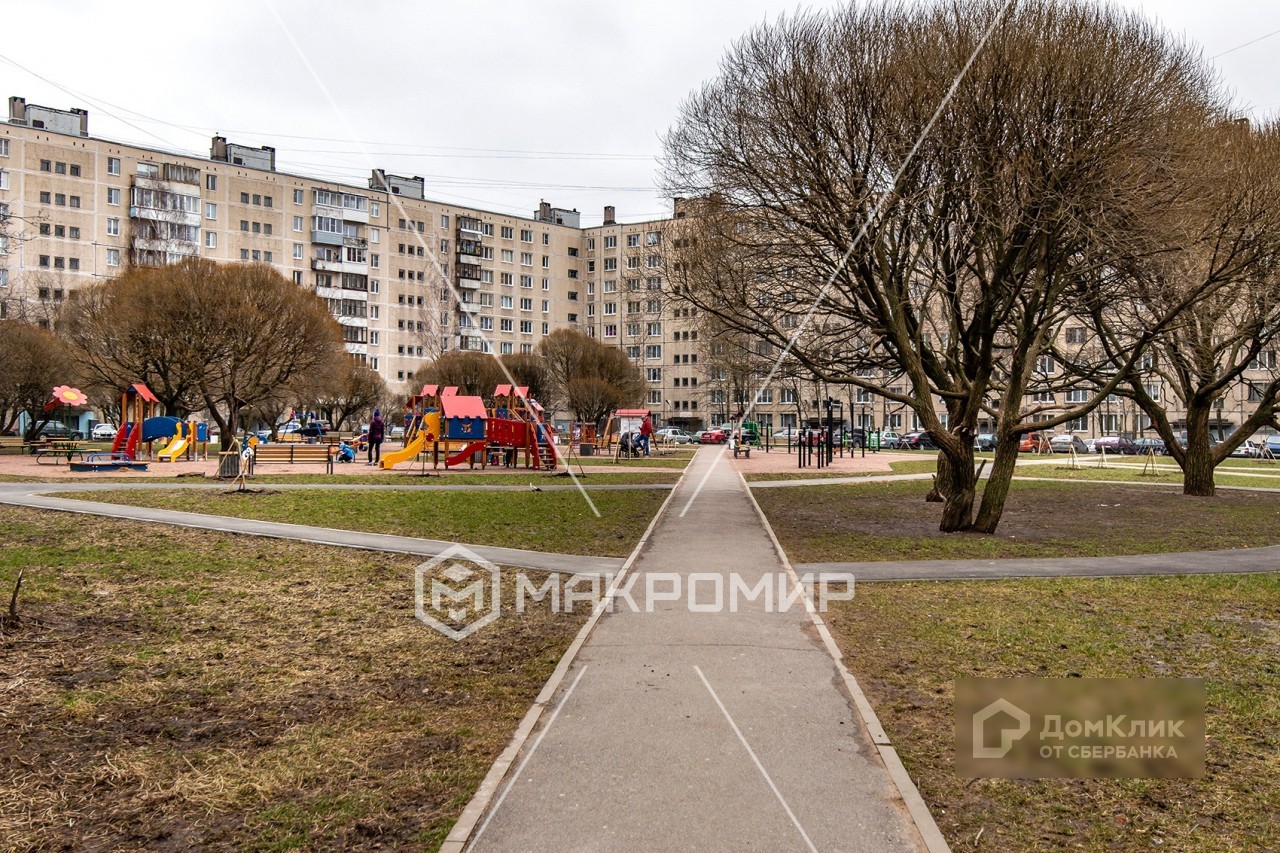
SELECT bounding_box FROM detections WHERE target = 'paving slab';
[464,446,931,852]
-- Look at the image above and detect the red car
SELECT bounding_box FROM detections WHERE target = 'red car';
[695,429,727,444]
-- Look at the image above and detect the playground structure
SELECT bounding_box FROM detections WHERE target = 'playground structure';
[67,382,210,472]
[380,384,559,472]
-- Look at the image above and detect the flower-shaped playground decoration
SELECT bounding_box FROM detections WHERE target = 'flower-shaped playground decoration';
[52,386,88,407]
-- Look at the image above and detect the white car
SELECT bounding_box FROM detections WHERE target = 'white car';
[656,428,692,444]
[91,423,119,441]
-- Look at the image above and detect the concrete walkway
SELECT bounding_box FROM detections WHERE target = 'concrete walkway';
[460,447,936,852]
[0,484,624,576]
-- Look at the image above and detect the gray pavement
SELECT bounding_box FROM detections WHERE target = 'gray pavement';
[464,447,930,852]
[0,484,623,576]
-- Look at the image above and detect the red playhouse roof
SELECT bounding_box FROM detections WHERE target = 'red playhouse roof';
[494,384,512,397]
[444,395,487,419]
[442,386,459,397]
[421,384,439,397]
[614,409,651,418]
[515,386,529,399]
[130,383,159,403]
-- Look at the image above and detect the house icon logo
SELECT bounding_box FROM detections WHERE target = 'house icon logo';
[972,698,1032,759]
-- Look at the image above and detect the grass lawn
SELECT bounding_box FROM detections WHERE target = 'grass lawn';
[753,480,1280,562]
[828,574,1280,850]
[59,487,668,557]
[0,508,589,851]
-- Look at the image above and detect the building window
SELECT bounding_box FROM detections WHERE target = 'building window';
[205,174,217,190]
[69,196,80,208]
[293,215,303,232]
[107,188,120,206]
[0,171,6,191]
[106,249,120,267]
[54,193,66,206]
[40,159,51,172]
[106,218,120,237]
[0,140,8,157]
[68,258,79,271]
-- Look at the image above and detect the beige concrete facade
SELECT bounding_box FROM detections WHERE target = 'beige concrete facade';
[2,96,1274,439]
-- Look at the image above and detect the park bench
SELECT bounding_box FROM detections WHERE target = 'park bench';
[251,443,336,474]
[732,444,751,459]
[0,436,38,454]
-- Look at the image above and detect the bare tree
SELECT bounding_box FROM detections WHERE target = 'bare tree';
[0,320,76,438]
[662,0,1223,532]
[540,329,646,427]
[1084,119,1280,495]
[315,358,390,431]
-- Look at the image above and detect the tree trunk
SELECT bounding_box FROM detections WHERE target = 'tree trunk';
[937,442,977,532]
[926,450,950,502]
[1182,402,1217,496]
[972,435,1021,533]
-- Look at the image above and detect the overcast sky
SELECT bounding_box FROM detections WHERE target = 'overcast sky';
[3,1,1277,225]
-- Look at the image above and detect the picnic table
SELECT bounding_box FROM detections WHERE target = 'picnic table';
[34,440,88,465]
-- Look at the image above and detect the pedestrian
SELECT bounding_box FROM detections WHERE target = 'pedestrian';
[367,409,385,465]
[640,415,654,457]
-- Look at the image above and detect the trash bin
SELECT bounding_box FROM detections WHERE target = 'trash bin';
[217,451,242,479]
[580,443,595,457]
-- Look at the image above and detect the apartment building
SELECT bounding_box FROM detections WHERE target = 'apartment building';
[1,95,1272,439]
[0,96,587,396]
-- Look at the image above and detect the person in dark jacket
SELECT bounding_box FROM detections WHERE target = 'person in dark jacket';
[367,409,385,465]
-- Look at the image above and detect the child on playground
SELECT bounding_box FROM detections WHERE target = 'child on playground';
[336,438,356,463]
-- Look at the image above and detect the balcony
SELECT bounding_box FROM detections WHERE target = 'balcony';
[458,301,481,314]
[457,218,483,239]
[457,277,481,289]
[311,229,344,247]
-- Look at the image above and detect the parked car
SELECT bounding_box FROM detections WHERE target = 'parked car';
[833,427,868,448]
[1048,434,1089,454]
[655,427,692,444]
[1230,439,1264,458]
[694,429,727,444]
[36,422,82,441]
[1132,437,1166,456]
[1094,435,1138,455]
[879,431,903,449]
[90,423,119,441]
[389,425,406,439]
[973,433,997,451]
[1018,431,1051,453]
[1263,434,1280,458]
[772,428,800,441]
[898,431,938,450]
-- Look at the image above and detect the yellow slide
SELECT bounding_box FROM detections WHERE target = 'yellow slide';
[157,436,188,462]
[379,433,427,469]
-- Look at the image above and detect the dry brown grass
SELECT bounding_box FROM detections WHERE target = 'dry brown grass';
[0,507,589,850]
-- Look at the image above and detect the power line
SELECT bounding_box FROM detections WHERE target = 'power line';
[1211,27,1280,59]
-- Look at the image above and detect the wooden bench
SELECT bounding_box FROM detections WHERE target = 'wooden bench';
[0,436,35,454]
[732,444,751,459]
[251,444,336,474]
